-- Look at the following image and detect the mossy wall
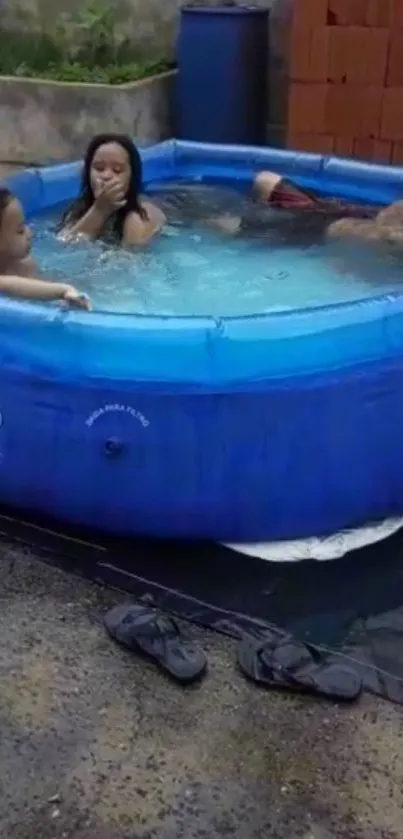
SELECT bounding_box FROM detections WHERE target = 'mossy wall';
[0,0,274,54]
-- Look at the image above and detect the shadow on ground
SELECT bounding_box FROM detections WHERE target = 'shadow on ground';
[0,542,401,839]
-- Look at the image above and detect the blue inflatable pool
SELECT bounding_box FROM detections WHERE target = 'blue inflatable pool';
[3,139,403,542]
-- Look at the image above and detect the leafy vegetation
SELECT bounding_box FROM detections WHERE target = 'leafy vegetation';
[0,0,172,84]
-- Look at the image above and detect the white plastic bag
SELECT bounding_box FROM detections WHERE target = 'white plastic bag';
[223,516,403,563]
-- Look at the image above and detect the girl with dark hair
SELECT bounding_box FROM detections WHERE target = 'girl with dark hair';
[0,187,90,308]
[61,133,165,246]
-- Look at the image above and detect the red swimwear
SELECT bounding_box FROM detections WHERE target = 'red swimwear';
[268,177,379,220]
[270,178,325,210]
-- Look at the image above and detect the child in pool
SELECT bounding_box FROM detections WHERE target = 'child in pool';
[195,170,378,238]
[60,133,165,246]
[253,170,403,247]
[0,187,90,308]
[252,171,362,213]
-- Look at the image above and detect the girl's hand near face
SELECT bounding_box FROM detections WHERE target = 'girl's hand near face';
[93,180,127,215]
[62,179,128,241]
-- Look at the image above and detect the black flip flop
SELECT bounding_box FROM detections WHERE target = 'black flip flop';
[237,633,362,702]
[104,603,207,684]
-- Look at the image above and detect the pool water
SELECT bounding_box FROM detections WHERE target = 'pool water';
[30,182,403,317]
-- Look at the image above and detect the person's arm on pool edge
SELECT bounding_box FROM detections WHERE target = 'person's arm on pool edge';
[0,275,91,309]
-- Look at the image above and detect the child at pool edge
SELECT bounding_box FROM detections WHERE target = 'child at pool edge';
[0,187,90,309]
[60,133,165,246]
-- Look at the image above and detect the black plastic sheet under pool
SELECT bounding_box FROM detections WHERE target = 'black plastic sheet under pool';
[1,505,403,705]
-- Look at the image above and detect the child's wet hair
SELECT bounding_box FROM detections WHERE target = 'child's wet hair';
[0,188,13,226]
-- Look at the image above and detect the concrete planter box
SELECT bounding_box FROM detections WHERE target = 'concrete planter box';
[0,70,175,165]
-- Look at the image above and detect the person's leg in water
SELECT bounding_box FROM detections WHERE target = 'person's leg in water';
[374,200,403,245]
[326,201,403,246]
[325,214,403,284]
[326,217,383,242]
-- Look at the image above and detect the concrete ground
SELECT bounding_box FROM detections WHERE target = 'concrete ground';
[0,543,402,839]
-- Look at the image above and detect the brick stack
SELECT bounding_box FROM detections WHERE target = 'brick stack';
[285,0,403,163]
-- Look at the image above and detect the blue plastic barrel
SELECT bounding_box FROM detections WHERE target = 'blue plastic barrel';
[176,4,269,145]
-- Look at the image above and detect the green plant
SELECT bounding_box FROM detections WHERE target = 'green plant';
[0,0,172,85]
[55,0,129,66]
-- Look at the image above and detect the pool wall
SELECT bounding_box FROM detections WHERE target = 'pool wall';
[2,140,403,541]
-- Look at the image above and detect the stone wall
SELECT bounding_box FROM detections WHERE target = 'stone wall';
[0,71,174,164]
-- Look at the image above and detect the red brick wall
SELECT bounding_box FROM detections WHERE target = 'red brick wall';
[285,0,403,162]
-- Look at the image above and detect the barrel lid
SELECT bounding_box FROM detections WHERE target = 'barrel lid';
[181,3,268,15]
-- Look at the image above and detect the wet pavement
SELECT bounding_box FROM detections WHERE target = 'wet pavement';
[0,542,402,839]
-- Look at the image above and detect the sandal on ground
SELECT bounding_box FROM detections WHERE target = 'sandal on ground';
[104,602,207,684]
[237,633,362,702]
